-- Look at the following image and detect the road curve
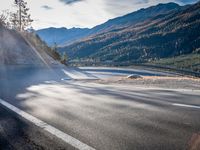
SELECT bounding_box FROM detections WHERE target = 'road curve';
[0,66,200,150]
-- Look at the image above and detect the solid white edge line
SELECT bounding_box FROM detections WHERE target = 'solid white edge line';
[0,99,96,150]
[172,103,200,109]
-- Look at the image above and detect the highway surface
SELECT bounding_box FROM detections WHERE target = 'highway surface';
[0,66,200,150]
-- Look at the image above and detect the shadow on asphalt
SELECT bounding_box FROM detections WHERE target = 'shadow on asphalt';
[0,66,200,150]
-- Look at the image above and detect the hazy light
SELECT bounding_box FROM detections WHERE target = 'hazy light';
[0,0,198,29]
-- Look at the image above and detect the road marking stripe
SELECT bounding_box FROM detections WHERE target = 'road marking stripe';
[0,99,95,150]
[172,103,200,109]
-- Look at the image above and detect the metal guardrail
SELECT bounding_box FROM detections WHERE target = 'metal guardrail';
[68,61,200,78]
[135,64,200,78]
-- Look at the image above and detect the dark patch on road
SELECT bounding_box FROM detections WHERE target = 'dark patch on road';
[0,105,76,150]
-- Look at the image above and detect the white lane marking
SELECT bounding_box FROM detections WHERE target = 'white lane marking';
[0,99,95,150]
[172,103,200,109]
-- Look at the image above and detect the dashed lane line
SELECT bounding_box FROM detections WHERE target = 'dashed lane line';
[172,103,200,109]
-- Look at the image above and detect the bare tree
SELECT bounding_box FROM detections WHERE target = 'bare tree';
[0,10,10,27]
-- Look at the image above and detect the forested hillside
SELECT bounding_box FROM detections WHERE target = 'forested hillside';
[59,2,200,64]
[37,3,181,47]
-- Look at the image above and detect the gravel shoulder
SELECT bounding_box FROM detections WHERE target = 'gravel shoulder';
[95,76,200,90]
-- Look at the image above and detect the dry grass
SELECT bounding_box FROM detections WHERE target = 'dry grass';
[95,75,200,90]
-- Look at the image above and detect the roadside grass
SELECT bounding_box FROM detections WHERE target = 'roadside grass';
[148,53,200,73]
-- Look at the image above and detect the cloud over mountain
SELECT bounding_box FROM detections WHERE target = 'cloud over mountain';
[41,5,53,10]
[59,0,84,5]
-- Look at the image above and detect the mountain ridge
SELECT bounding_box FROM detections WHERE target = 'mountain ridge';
[36,27,90,46]
[87,2,181,35]
[58,1,200,63]
[37,2,182,47]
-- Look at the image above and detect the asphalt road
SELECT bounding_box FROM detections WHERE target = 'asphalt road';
[0,66,200,150]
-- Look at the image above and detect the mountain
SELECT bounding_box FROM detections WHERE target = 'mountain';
[58,2,200,63]
[37,2,181,47]
[87,2,181,35]
[0,23,60,66]
[36,27,90,46]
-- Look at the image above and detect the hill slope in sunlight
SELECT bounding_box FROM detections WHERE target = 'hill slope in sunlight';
[59,2,200,63]
[37,3,181,47]
[0,24,60,66]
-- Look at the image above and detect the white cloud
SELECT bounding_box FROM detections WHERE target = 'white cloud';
[59,0,85,5]
[0,0,198,29]
[41,5,53,10]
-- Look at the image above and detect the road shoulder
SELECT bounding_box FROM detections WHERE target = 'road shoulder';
[0,104,76,150]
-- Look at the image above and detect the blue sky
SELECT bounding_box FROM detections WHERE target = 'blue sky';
[0,0,198,29]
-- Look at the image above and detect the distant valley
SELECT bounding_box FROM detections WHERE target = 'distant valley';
[37,2,182,47]
[36,27,90,46]
[36,2,200,70]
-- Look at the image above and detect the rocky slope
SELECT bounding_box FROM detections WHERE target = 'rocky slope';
[0,24,59,66]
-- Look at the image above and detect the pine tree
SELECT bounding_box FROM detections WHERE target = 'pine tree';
[61,52,68,65]
[10,0,33,31]
[10,12,18,29]
[51,43,61,61]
